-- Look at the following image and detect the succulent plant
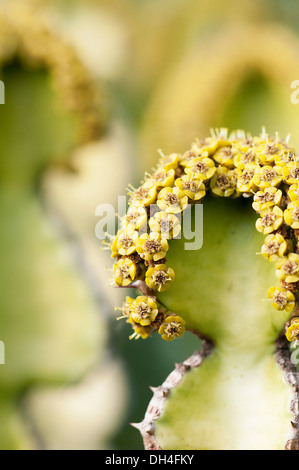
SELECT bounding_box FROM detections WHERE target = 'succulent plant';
[109,128,299,450]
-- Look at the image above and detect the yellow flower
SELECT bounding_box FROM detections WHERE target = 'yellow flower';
[191,136,220,156]
[157,187,188,214]
[282,162,299,185]
[185,157,216,181]
[284,200,299,229]
[253,165,283,189]
[286,318,299,342]
[175,174,206,200]
[255,206,283,234]
[210,167,240,197]
[158,315,186,341]
[136,233,169,262]
[131,296,159,326]
[129,182,157,207]
[252,187,282,213]
[267,286,295,312]
[116,296,135,323]
[255,142,285,165]
[145,264,175,292]
[116,228,139,256]
[261,234,287,262]
[147,168,175,188]
[213,145,236,168]
[130,323,152,340]
[179,149,207,167]
[276,253,299,283]
[236,164,259,193]
[158,152,179,171]
[275,150,299,166]
[121,206,148,232]
[113,258,137,286]
[149,211,181,239]
[233,148,258,169]
[288,183,299,202]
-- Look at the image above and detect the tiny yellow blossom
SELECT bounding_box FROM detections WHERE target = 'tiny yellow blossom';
[284,200,299,229]
[233,149,258,169]
[145,264,175,292]
[175,175,206,200]
[255,206,283,234]
[185,157,216,181]
[136,233,169,262]
[267,286,295,312]
[213,145,236,168]
[288,183,299,202]
[282,162,299,185]
[121,206,148,232]
[210,167,240,197]
[276,253,299,283]
[275,150,299,166]
[158,315,186,341]
[148,168,175,188]
[129,182,157,207]
[191,136,220,156]
[253,165,283,189]
[237,164,259,193]
[252,187,282,213]
[286,318,299,342]
[255,142,285,165]
[130,323,152,340]
[158,153,179,171]
[157,187,188,214]
[113,258,137,286]
[116,296,135,323]
[116,228,139,256]
[149,211,181,239]
[131,296,159,326]
[261,234,288,262]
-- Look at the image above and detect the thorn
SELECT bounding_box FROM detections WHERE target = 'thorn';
[130,422,142,430]
[149,386,157,393]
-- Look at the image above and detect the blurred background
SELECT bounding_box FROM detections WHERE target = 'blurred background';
[1,0,299,450]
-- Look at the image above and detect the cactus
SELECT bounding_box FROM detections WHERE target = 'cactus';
[109,128,299,450]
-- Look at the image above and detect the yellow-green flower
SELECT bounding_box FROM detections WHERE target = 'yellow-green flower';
[130,323,152,340]
[255,206,284,234]
[121,206,148,232]
[288,183,299,202]
[253,165,283,189]
[276,253,299,283]
[233,149,258,169]
[282,162,299,185]
[136,233,169,262]
[284,200,299,229]
[236,164,259,193]
[148,168,175,188]
[252,187,282,213]
[185,157,216,181]
[158,152,179,171]
[255,142,285,165]
[213,145,236,168]
[275,150,298,166]
[261,234,288,262]
[267,286,295,312]
[149,211,181,239]
[210,167,240,197]
[286,318,299,342]
[116,228,138,256]
[158,315,186,341]
[131,296,159,326]
[175,174,206,200]
[113,258,137,286]
[157,187,188,214]
[145,264,175,292]
[129,182,157,207]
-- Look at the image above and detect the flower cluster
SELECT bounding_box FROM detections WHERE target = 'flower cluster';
[108,128,299,344]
